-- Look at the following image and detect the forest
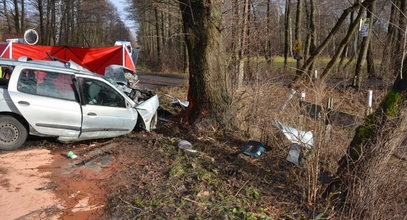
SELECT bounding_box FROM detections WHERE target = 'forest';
[1,0,406,219]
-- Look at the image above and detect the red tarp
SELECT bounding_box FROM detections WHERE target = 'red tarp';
[0,42,136,75]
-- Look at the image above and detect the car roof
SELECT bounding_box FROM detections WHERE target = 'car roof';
[0,57,98,77]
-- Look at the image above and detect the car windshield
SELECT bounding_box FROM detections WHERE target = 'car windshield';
[105,66,127,84]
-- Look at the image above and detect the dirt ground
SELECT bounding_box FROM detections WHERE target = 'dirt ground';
[0,140,122,220]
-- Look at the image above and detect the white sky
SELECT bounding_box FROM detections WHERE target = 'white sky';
[108,0,138,39]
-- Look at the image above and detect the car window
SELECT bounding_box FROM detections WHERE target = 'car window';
[80,78,126,108]
[17,69,76,101]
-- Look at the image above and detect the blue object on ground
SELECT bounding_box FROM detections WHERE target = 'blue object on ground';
[242,140,266,157]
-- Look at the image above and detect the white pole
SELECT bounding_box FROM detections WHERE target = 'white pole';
[367,90,373,108]
[314,70,318,80]
[367,90,373,115]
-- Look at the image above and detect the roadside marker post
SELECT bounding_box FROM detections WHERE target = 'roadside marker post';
[367,90,373,115]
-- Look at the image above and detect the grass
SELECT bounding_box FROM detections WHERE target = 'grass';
[105,78,404,219]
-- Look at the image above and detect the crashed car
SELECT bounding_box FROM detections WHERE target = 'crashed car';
[0,58,159,150]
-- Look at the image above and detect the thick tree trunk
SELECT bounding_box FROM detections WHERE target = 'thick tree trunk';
[395,0,407,77]
[180,0,233,125]
[326,60,407,211]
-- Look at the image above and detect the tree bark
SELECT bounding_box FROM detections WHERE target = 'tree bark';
[179,0,233,125]
[237,0,250,88]
[154,6,162,67]
[13,0,20,33]
[3,0,12,33]
[353,0,376,88]
[294,0,303,76]
[326,58,407,210]
[284,0,291,68]
[380,1,399,76]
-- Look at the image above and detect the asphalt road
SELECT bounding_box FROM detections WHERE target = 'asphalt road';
[138,72,187,89]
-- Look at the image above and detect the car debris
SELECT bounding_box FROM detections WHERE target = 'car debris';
[286,144,302,165]
[165,94,189,108]
[276,121,314,148]
[232,140,266,158]
[0,58,159,150]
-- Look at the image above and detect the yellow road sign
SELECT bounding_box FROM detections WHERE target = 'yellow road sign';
[293,40,302,51]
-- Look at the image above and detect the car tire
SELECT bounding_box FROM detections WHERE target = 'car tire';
[0,116,28,151]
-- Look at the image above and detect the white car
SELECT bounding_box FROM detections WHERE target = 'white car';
[0,58,159,150]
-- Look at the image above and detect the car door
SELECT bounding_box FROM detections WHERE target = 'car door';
[7,68,82,137]
[78,77,137,139]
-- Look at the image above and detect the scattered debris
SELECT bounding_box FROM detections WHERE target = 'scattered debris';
[66,151,78,159]
[286,144,302,165]
[166,94,189,108]
[232,140,266,157]
[35,185,58,191]
[178,140,193,150]
[178,140,199,157]
[276,121,314,148]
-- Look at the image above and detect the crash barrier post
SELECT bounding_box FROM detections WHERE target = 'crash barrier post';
[366,90,373,116]
[280,88,297,113]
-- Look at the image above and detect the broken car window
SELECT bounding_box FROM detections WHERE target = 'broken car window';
[17,69,76,101]
[81,78,126,108]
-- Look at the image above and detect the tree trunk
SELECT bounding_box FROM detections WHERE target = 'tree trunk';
[353,0,376,88]
[154,6,161,67]
[284,0,291,68]
[237,0,250,88]
[13,0,20,33]
[38,0,44,44]
[367,43,376,78]
[179,0,233,125]
[320,5,366,80]
[21,0,24,31]
[265,0,272,64]
[380,1,399,76]
[3,0,12,32]
[326,59,407,213]
[294,0,303,76]
[294,1,364,83]
[395,0,407,77]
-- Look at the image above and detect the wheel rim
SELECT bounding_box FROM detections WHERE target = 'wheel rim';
[0,123,19,143]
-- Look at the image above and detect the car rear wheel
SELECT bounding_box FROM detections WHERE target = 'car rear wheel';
[0,116,28,151]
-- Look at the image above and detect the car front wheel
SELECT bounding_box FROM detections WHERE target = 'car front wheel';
[0,116,28,151]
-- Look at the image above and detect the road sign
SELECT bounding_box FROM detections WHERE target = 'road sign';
[293,40,302,52]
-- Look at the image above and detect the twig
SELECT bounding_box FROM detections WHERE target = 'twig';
[235,180,249,196]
